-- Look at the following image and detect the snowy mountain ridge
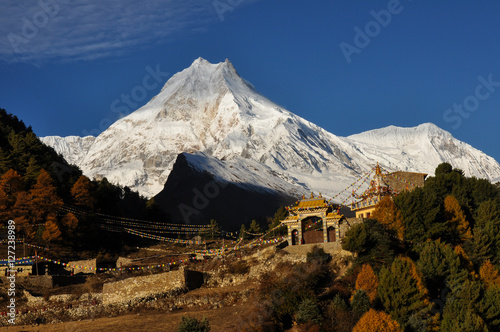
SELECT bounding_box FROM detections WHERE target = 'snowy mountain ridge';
[41,58,500,200]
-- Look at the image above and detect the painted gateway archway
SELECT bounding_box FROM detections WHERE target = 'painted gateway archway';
[282,193,345,245]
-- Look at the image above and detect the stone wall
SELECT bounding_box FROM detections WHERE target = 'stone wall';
[1,275,54,290]
[342,218,363,237]
[0,275,88,291]
[102,268,203,305]
[283,242,343,256]
[116,257,134,268]
[385,171,426,193]
[65,259,97,275]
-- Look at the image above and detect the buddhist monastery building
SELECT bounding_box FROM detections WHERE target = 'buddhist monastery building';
[282,193,346,245]
[350,163,427,218]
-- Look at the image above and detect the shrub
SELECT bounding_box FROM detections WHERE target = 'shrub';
[177,315,210,332]
[295,298,323,325]
[307,245,331,264]
[350,289,371,317]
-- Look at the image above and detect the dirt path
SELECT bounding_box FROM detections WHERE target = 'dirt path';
[1,303,253,331]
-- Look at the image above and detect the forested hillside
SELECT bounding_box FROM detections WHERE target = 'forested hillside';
[342,163,500,331]
[0,109,166,256]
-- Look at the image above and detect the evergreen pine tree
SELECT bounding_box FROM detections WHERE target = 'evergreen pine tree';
[481,286,500,330]
[209,219,219,240]
[24,156,41,186]
[467,228,494,267]
[417,240,462,297]
[351,289,371,317]
[239,224,247,240]
[378,257,430,329]
[441,298,487,332]
[249,220,261,234]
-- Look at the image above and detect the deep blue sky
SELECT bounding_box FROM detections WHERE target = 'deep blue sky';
[1,0,499,162]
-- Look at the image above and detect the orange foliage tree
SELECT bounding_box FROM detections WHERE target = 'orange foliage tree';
[30,169,63,222]
[61,212,79,235]
[42,213,61,243]
[479,260,500,289]
[373,196,404,240]
[355,264,379,304]
[0,169,24,221]
[71,175,95,209]
[11,191,36,240]
[443,195,471,242]
[352,309,402,332]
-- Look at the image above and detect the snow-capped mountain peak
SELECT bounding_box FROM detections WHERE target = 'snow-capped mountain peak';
[41,59,500,199]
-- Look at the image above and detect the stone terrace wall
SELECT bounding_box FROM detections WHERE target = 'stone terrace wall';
[102,268,203,305]
[1,275,53,290]
[283,242,343,256]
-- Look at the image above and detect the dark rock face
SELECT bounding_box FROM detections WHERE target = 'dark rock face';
[154,153,296,232]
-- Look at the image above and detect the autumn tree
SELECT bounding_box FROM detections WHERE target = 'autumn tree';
[42,213,61,244]
[378,256,431,329]
[0,169,24,194]
[0,169,24,221]
[352,309,402,332]
[479,260,500,289]
[71,175,95,209]
[355,264,379,304]
[373,196,404,240]
[61,212,79,236]
[30,169,63,222]
[444,195,472,242]
[11,191,36,240]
